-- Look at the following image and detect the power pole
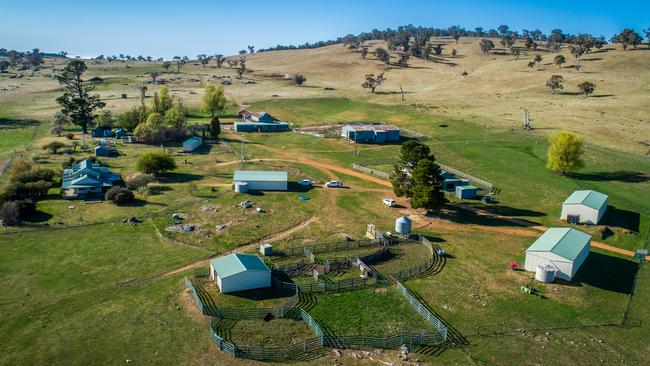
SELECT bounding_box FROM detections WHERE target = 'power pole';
[399,83,405,101]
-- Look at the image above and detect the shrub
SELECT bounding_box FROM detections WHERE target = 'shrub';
[135,153,176,175]
[65,134,75,140]
[12,168,56,184]
[44,141,67,154]
[117,106,148,132]
[9,160,32,175]
[0,201,19,225]
[105,187,135,204]
[125,173,156,190]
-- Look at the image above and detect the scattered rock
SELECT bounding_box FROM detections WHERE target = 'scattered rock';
[256,207,265,213]
[67,205,76,209]
[202,205,217,212]
[165,224,196,233]
[216,224,226,231]
[332,349,342,358]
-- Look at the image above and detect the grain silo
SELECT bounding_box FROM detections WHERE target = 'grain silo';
[395,216,412,235]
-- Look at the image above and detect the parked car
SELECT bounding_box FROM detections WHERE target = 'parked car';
[298,179,313,187]
[382,198,396,207]
[325,181,343,188]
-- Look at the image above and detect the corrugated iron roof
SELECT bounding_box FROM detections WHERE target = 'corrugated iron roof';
[210,253,270,279]
[526,228,591,261]
[233,170,288,182]
[563,190,608,210]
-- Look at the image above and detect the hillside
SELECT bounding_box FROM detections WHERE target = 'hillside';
[1,37,649,156]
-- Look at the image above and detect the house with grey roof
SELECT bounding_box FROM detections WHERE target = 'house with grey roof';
[235,110,290,132]
[209,253,271,293]
[524,227,591,281]
[61,159,122,199]
[561,190,608,225]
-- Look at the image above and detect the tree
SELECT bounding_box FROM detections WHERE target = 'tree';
[479,39,495,54]
[612,29,644,49]
[26,50,44,70]
[201,85,227,117]
[236,57,246,78]
[433,44,443,56]
[527,61,536,71]
[0,201,19,225]
[497,25,510,36]
[165,102,187,132]
[44,141,67,154]
[197,54,210,67]
[248,45,255,54]
[451,49,457,58]
[409,157,446,211]
[396,53,409,67]
[546,75,563,94]
[135,153,176,175]
[553,54,566,68]
[125,173,156,191]
[158,86,173,114]
[150,71,160,84]
[645,29,650,48]
[95,109,113,128]
[546,131,584,175]
[0,60,10,73]
[139,85,148,108]
[50,111,68,136]
[210,117,221,139]
[173,56,184,73]
[525,37,535,50]
[577,81,595,97]
[361,73,386,93]
[117,105,148,131]
[162,61,172,72]
[105,187,135,204]
[360,47,368,58]
[375,47,390,66]
[391,140,431,197]
[534,54,543,69]
[55,60,106,134]
[214,54,225,68]
[291,74,306,86]
[511,48,520,60]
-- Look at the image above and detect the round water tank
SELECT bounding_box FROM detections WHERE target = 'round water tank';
[535,264,556,283]
[395,216,412,235]
[234,181,248,193]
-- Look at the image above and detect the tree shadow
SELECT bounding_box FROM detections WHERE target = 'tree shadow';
[158,172,203,183]
[599,206,641,233]
[434,206,543,228]
[0,117,40,128]
[462,204,546,218]
[287,182,315,193]
[188,144,213,155]
[568,171,649,183]
[374,90,414,95]
[572,252,638,294]
[22,210,53,223]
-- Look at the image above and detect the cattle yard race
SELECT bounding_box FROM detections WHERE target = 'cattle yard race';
[1,7,650,366]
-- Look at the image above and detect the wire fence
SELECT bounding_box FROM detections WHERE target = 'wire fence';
[394,280,448,342]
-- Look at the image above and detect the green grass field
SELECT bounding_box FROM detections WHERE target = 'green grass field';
[1,91,649,365]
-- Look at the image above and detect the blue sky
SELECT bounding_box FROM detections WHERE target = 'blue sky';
[0,0,647,58]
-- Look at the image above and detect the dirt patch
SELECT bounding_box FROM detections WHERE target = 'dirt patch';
[181,287,210,323]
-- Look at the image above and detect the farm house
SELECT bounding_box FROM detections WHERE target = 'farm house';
[341,123,400,144]
[61,159,122,199]
[233,170,288,191]
[182,136,203,152]
[455,185,478,199]
[209,253,271,293]
[561,190,608,225]
[524,228,591,281]
[235,110,290,132]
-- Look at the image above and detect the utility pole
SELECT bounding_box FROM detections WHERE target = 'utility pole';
[399,83,405,101]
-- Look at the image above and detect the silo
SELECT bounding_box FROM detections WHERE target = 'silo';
[234,182,248,193]
[535,264,556,283]
[395,216,412,235]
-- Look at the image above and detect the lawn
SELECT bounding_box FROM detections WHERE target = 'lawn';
[308,287,429,336]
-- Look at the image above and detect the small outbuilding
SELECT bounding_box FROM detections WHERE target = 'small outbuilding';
[114,128,127,138]
[455,185,478,199]
[91,127,113,138]
[341,123,400,144]
[524,228,591,281]
[561,190,608,225]
[94,145,118,157]
[209,253,271,293]
[182,136,203,153]
[233,170,288,191]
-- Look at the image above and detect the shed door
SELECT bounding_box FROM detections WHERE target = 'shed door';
[567,215,580,224]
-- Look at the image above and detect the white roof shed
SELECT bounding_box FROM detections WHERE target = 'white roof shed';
[524,228,591,281]
[209,253,271,293]
[561,190,608,225]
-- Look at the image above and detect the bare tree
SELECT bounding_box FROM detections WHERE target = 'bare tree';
[291,74,306,86]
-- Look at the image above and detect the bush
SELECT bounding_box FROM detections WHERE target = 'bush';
[117,106,148,131]
[105,187,135,204]
[0,201,19,225]
[44,141,67,154]
[65,134,75,140]
[12,168,56,184]
[9,160,32,175]
[135,153,176,175]
[5,180,52,199]
[125,173,156,190]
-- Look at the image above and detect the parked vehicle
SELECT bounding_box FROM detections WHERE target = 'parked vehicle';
[382,198,396,207]
[298,179,313,187]
[325,181,343,188]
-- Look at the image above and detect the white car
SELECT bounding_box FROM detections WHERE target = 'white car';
[298,179,313,187]
[382,198,396,207]
[325,181,343,188]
